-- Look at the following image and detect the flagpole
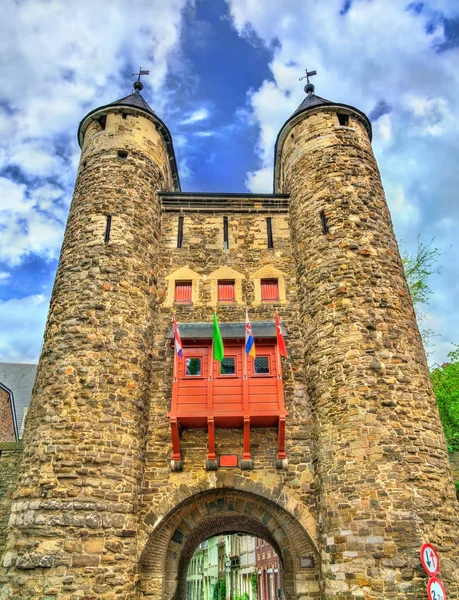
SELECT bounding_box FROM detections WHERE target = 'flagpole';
[173,311,178,383]
[244,308,248,380]
[210,310,215,382]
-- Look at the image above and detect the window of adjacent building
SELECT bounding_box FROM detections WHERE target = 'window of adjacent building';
[254,356,270,374]
[220,357,236,375]
[261,278,279,302]
[186,358,201,376]
[218,280,235,303]
[174,280,192,304]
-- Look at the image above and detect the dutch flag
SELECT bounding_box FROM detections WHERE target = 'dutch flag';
[174,315,183,358]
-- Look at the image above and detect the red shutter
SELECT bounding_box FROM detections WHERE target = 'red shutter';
[175,281,192,303]
[218,280,235,303]
[261,279,279,301]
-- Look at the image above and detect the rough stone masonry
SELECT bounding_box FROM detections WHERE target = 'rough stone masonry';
[0,82,457,600]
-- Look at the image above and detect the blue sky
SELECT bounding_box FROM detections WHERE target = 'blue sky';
[0,0,458,365]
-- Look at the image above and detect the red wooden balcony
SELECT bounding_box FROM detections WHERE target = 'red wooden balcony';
[167,322,288,470]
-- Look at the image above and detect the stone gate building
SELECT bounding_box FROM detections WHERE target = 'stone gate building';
[0,75,458,600]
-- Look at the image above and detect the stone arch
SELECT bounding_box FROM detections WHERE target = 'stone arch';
[139,487,320,600]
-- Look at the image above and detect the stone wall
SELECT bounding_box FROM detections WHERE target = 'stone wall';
[281,106,459,599]
[0,443,22,557]
[450,452,459,482]
[0,387,15,442]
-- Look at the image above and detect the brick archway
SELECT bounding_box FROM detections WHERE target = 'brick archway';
[139,488,320,600]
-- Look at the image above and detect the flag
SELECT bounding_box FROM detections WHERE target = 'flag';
[245,310,256,358]
[173,315,183,358]
[212,312,224,362]
[275,310,288,357]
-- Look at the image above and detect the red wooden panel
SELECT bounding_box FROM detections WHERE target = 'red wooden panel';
[261,278,279,301]
[219,455,238,467]
[174,281,192,303]
[218,280,235,302]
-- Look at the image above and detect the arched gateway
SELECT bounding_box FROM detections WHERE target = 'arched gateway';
[1,75,457,600]
[139,487,320,600]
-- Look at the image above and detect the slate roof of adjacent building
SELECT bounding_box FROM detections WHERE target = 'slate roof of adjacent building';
[0,363,37,437]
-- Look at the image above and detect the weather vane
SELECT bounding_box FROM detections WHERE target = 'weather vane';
[130,67,150,92]
[299,68,317,94]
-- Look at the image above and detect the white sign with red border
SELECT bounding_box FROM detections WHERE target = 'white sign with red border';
[420,543,440,577]
[427,577,447,600]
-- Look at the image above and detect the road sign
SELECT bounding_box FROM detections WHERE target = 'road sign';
[420,543,440,576]
[427,577,447,600]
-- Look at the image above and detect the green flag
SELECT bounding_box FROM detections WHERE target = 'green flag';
[212,312,224,362]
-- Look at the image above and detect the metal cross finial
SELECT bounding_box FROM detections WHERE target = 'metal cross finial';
[130,67,150,92]
[299,68,317,94]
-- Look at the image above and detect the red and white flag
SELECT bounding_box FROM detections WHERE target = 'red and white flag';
[275,310,288,357]
[174,315,183,358]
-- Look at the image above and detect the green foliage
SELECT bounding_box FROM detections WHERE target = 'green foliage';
[401,236,444,348]
[431,346,459,452]
[233,594,250,600]
[212,582,219,600]
[250,569,258,595]
[213,579,226,600]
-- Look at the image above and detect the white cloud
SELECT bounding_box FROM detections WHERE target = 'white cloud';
[225,0,459,362]
[0,0,190,269]
[181,107,211,125]
[0,271,11,284]
[193,130,215,137]
[0,294,48,362]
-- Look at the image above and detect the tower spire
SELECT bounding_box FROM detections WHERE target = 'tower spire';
[299,68,317,94]
[131,67,150,92]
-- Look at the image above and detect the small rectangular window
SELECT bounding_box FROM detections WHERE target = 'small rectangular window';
[218,280,235,303]
[174,281,192,304]
[220,357,236,375]
[97,115,107,130]
[261,279,279,302]
[254,357,270,374]
[186,358,201,376]
[223,216,229,250]
[177,216,184,248]
[104,215,112,244]
[337,113,349,126]
[266,217,273,249]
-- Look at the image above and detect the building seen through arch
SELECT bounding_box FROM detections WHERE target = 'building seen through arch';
[186,534,281,600]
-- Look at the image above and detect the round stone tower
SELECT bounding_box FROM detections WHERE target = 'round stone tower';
[1,84,179,598]
[276,84,458,598]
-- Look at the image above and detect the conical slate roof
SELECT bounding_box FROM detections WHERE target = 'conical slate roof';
[108,90,156,115]
[292,91,333,117]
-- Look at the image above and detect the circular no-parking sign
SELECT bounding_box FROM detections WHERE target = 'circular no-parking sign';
[420,543,440,576]
[427,577,447,600]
